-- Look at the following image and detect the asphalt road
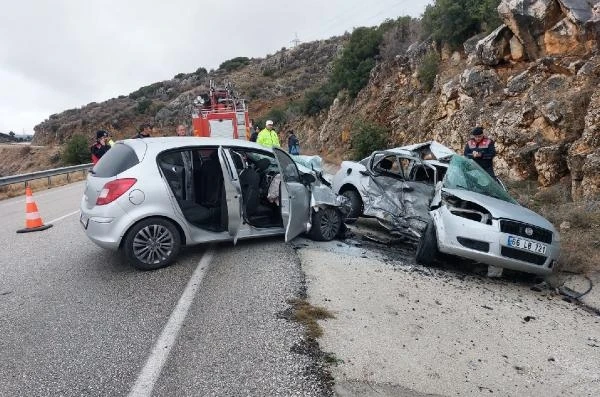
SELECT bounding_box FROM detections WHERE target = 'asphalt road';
[0,182,327,396]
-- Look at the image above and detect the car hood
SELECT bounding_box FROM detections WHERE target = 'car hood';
[443,188,556,230]
[397,141,456,160]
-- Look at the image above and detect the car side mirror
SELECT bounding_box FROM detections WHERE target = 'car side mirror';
[300,173,316,185]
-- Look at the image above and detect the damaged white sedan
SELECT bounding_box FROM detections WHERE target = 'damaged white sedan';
[332,142,560,276]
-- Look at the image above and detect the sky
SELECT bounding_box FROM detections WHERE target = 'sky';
[0,0,432,134]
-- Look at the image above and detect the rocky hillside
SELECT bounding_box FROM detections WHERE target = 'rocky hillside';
[295,0,600,202]
[31,37,345,147]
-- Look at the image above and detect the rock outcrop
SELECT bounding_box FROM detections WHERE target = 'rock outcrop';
[300,0,600,201]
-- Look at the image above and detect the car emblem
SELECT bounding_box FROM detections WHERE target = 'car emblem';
[525,227,534,236]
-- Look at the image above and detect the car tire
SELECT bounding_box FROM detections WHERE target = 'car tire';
[309,207,342,241]
[415,219,438,265]
[124,217,181,270]
[342,189,362,224]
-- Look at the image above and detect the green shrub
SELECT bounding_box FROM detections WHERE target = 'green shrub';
[136,99,153,114]
[257,107,287,127]
[62,135,90,165]
[417,52,440,91]
[421,0,502,50]
[262,68,275,77]
[350,120,389,160]
[330,27,383,98]
[301,86,335,116]
[195,67,208,77]
[129,82,164,100]
[219,57,250,72]
[174,72,186,79]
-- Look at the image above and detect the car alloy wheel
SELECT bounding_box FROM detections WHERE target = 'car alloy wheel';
[133,224,174,264]
[124,217,181,270]
[310,207,342,241]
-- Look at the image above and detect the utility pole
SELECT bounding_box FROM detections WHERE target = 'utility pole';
[290,32,300,47]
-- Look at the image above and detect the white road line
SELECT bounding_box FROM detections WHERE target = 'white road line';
[128,248,215,397]
[46,210,80,224]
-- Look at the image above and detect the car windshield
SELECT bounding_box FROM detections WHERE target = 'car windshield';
[443,155,517,204]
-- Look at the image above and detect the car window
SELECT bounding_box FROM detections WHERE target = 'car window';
[274,150,300,183]
[92,143,139,177]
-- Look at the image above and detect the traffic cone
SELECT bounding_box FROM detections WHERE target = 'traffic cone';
[16,187,53,233]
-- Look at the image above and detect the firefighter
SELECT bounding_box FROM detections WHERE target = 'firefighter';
[256,120,280,148]
[464,126,496,177]
[91,130,111,165]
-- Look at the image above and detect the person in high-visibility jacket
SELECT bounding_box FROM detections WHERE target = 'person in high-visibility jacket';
[256,120,280,148]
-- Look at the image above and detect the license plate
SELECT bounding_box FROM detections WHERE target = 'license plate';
[80,213,89,229]
[507,235,547,255]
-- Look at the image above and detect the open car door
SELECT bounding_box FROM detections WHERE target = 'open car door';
[272,148,311,241]
[218,147,243,243]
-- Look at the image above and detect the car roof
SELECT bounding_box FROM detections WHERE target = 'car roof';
[125,136,273,151]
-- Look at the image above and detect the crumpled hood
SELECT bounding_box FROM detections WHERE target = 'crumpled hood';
[443,188,556,231]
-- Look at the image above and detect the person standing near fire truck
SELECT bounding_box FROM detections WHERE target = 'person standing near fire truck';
[257,120,280,148]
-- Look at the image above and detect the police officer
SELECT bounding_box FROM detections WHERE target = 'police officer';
[91,130,111,164]
[256,120,280,148]
[464,126,496,177]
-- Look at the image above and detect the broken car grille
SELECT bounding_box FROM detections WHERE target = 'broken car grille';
[499,220,552,244]
[500,246,547,266]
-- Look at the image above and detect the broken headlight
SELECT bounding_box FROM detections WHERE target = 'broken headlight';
[441,192,492,225]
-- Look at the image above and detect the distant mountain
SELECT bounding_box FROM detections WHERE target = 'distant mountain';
[32,36,346,145]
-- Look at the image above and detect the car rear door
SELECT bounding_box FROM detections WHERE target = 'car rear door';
[218,147,242,243]
[272,148,310,242]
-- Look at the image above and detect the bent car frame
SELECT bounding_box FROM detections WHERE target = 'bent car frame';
[332,142,560,276]
[80,137,347,270]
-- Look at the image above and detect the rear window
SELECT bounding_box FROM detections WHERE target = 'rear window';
[92,143,139,177]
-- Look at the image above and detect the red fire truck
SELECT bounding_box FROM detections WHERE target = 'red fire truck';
[192,80,251,140]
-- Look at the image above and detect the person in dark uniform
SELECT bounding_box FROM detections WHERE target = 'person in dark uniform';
[133,123,152,138]
[91,130,111,165]
[464,126,496,177]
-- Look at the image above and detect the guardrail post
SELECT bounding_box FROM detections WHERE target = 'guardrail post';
[48,176,51,186]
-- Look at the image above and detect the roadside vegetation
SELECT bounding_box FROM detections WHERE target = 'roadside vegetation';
[506,179,600,274]
[299,17,419,117]
[62,135,90,165]
[350,120,389,160]
[287,298,335,339]
[421,0,502,50]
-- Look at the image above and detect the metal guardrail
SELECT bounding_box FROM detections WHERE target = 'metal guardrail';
[0,163,92,187]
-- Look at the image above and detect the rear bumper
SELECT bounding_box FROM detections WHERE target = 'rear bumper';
[433,206,559,276]
[80,198,130,250]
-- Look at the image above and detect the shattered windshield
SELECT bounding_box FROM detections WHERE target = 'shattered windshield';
[443,156,517,204]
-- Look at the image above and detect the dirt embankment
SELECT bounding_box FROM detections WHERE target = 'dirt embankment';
[0,145,62,177]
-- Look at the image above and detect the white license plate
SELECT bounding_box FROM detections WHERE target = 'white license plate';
[507,235,547,255]
[80,213,89,229]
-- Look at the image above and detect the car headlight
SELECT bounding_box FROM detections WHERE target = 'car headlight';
[442,193,492,225]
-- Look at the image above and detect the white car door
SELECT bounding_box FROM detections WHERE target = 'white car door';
[218,147,242,243]
[272,148,311,242]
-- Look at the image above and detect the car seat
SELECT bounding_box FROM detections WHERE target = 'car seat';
[196,151,223,207]
[239,161,274,222]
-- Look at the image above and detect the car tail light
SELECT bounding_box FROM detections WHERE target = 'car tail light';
[96,178,137,205]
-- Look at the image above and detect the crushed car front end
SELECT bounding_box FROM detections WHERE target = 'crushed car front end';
[431,156,560,275]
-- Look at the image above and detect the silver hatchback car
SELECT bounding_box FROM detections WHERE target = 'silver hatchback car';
[80,137,346,270]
